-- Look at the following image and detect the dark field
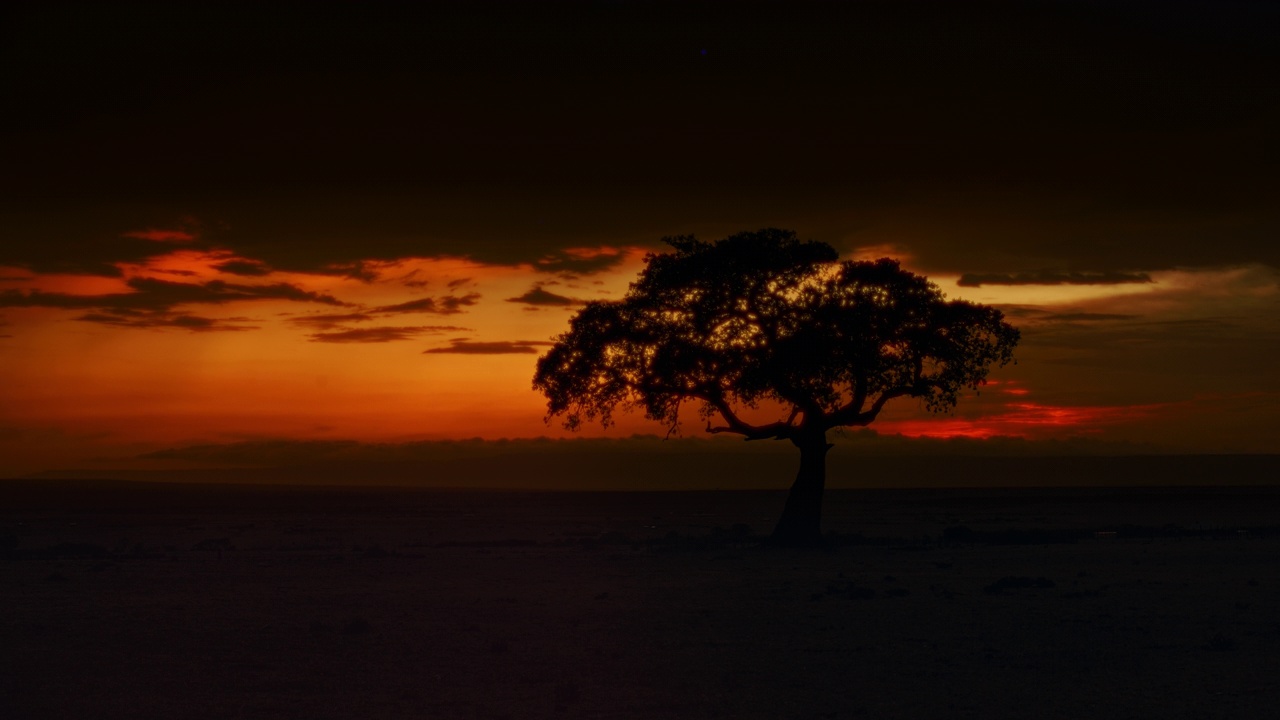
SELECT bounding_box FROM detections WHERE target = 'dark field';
[3,481,1279,719]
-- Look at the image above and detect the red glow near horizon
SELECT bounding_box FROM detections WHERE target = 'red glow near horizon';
[983,379,1030,396]
[877,402,1166,440]
[122,229,196,243]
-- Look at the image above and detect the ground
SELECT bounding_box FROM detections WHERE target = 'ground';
[2,481,1278,719]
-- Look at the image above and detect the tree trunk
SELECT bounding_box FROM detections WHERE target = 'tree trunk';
[770,432,832,547]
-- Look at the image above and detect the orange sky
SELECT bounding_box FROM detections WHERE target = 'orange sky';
[2,224,1276,476]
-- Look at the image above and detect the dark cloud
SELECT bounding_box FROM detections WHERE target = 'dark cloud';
[285,293,480,330]
[446,278,472,289]
[0,225,204,277]
[129,278,348,307]
[398,269,429,288]
[535,249,629,275]
[505,286,582,307]
[107,278,345,309]
[424,339,554,355]
[1041,313,1139,322]
[286,294,480,333]
[326,261,381,282]
[375,294,481,315]
[308,326,462,343]
[287,312,378,329]
[957,271,1155,288]
[998,306,1049,319]
[213,259,273,276]
[75,311,257,332]
[0,278,346,318]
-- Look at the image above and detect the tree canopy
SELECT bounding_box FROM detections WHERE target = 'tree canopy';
[535,229,1020,545]
[534,229,1020,444]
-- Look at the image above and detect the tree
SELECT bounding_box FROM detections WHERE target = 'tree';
[533,229,1020,546]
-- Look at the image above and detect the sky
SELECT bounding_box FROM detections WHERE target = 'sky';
[2,2,1278,477]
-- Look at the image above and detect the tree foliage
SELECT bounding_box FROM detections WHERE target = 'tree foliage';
[534,229,1019,444]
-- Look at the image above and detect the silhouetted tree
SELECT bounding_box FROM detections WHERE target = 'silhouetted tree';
[534,229,1020,546]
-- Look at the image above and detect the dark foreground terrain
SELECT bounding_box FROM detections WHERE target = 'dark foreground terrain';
[3,480,1279,719]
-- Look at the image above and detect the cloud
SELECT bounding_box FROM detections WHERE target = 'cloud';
[213,259,273,276]
[75,311,258,332]
[118,278,346,309]
[0,278,347,330]
[535,247,630,275]
[423,339,554,355]
[286,293,480,332]
[287,312,378,329]
[505,286,582,307]
[324,261,381,282]
[1040,312,1138,322]
[308,326,465,343]
[374,294,481,315]
[957,271,1154,287]
[398,269,429,288]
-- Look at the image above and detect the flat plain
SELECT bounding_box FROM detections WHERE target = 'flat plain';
[3,480,1278,719]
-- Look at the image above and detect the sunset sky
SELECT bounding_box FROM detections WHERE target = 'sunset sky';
[2,2,1277,477]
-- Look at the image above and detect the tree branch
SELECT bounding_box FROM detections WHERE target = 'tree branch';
[830,375,870,426]
[826,384,928,428]
[704,396,798,441]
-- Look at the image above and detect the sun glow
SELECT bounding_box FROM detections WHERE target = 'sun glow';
[0,242,655,475]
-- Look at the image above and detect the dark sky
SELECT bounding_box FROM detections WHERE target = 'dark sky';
[5,1,1278,275]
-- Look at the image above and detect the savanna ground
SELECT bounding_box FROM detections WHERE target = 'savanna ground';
[2,480,1278,719]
